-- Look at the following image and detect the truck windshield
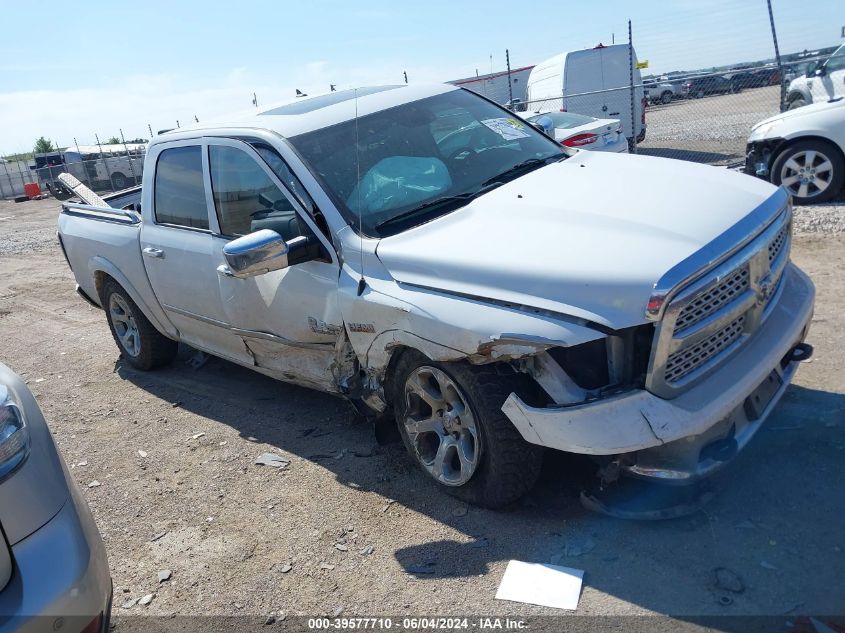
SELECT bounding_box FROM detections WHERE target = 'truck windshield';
[288,89,565,236]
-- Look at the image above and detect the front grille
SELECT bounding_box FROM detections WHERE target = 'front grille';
[646,205,792,397]
[674,266,750,334]
[665,315,746,383]
[768,223,788,265]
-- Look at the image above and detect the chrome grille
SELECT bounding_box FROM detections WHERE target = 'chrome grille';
[665,315,746,383]
[768,223,788,265]
[645,202,792,398]
[674,266,750,334]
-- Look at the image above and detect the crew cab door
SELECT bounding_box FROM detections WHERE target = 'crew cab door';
[140,140,251,364]
[206,139,343,392]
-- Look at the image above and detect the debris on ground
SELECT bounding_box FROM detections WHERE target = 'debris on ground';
[452,505,468,517]
[713,567,745,593]
[406,562,436,575]
[564,536,596,558]
[334,543,348,551]
[320,563,335,571]
[760,561,778,570]
[360,545,374,555]
[158,570,172,583]
[278,563,293,573]
[150,531,167,542]
[254,453,291,469]
[121,598,138,609]
[138,593,155,606]
[138,450,148,458]
[88,480,101,488]
[189,432,205,440]
[495,560,584,610]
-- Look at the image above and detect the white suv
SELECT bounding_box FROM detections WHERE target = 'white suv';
[786,44,845,110]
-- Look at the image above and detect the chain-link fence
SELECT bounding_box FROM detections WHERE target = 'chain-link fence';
[0,144,145,200]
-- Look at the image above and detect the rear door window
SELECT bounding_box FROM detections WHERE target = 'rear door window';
[153,146,209,230]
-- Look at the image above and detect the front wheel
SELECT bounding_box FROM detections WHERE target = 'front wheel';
[660,91,672,105]
[787,96,807,110]
[101,279,177,370]
[771,139,844,204]
[393,352,544,508]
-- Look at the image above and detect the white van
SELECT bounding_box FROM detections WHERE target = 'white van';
[526,44,646,144]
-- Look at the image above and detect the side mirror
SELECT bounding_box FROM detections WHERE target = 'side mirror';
[221,229,291,279]
[814,65,826,77]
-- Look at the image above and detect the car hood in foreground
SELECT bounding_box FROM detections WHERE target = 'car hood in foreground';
[375,151,780,329]
[751,96,845,133]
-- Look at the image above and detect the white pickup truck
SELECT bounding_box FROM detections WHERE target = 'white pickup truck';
[57,84,815,509]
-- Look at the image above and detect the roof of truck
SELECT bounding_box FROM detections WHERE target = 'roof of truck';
[155,83,458,146]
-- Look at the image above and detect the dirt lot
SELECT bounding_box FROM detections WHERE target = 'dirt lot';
[1,196,843,625]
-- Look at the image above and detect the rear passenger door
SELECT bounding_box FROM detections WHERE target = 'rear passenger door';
[140,140,251,364]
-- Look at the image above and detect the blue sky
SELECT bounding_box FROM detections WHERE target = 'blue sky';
[0,0,841,151]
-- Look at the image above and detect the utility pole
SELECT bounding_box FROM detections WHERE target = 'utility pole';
[252,92,258,107]
[627,20,637,154]
[766,0,786,112]
[403,71,408,84]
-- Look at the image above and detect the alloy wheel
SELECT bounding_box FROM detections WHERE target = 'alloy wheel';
[403,366,481,486]
[780,149,834,200]
[109,294,141,357]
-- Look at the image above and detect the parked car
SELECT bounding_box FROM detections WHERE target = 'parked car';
[644,80,677,105]
[57,83,815,508]
[0,362,112,631]
[526,44,646,144]
[522,111,628,153]
[681,74,735,98]
[786,43,845,110]
[745,96,845,204]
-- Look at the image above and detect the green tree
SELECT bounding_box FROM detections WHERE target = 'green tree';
[106,136,121,144]
[33,136,55,154]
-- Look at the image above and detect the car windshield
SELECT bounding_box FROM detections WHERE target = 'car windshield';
[288,89,565,236]
[527,111,597,129]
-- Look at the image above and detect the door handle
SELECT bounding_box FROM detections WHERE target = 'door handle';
[142,247,164,258]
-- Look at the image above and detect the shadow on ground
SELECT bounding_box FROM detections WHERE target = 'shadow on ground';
[117,348,845,619]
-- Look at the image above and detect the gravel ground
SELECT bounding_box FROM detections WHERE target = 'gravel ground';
[640,85,785,165]
[1,196,843,626]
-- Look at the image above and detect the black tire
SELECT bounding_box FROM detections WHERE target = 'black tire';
[110,172,127,190]
[696,89,705,99]
[100,278,177,370]
[787,96,807,110]
[660,91,672,105]
[392,350,544,508]
[771,139,845,205]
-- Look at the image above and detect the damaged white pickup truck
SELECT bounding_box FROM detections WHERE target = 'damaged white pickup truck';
[57,84,815,508]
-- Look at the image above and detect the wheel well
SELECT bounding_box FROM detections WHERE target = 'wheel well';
[786,91,807,103]
[770,135,845,170]
[93,270,109,301]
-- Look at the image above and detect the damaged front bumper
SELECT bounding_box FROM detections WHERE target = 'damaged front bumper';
[501,263,815,483]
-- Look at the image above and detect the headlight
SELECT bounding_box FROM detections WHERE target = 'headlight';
[0,385,30,480]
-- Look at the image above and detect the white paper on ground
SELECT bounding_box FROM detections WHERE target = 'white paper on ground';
[495,560,584,610]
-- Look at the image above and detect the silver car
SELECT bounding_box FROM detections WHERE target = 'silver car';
[0,362,111,632]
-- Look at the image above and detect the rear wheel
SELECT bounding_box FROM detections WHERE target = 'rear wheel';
[771,139,844,204]
[110,172,127,190]
[660,91,672,105]
[101,278,177,370]
[393,351,544,508]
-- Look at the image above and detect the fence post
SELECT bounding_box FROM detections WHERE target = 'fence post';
[766,0,786,112]
[95,133,116,193]
[119,128,138,185]
[505,49,514,109]
[628,20,637,154]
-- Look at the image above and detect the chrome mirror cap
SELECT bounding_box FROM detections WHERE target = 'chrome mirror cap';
[222,229,290,279]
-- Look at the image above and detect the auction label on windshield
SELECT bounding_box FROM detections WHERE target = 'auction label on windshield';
[480,117,530,140]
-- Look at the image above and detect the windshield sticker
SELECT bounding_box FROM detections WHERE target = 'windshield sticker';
[480,117,531,140]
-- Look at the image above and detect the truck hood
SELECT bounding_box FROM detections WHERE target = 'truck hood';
[375,151,779,329]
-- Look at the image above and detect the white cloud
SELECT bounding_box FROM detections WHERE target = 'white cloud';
[0,61,468,152]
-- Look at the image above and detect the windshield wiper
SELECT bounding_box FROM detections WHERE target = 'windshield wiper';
[482,153,566,187]
[374,181,504,233]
